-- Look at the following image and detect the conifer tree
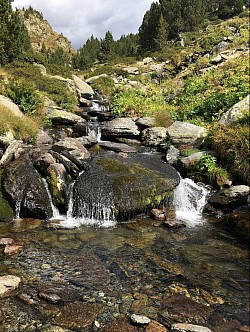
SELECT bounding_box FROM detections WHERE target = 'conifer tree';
[154,14,167,51]
[0,0,31,64]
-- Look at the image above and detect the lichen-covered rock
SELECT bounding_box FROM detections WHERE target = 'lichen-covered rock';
[2,154,53,219]
[72,154,179,221]
[141,127,167,147]
[219,94,249,125]
[167,122,207,148]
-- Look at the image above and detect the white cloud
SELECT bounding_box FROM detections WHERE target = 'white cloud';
[13,0,155,49]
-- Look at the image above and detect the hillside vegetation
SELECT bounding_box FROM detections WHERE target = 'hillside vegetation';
[0,1,249,184]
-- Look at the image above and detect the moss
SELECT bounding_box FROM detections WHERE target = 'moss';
[0,172,14,221]
[46,171,65,208]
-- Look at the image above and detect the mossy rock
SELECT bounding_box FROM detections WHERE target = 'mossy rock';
[0,185,14,221]
[72,153,179,220]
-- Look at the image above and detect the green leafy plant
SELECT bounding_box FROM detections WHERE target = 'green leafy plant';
[7,80,43,115]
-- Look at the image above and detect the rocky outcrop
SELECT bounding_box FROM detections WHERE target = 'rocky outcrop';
[72,154,179,221]
[19,10,74,54]
[2,154,53,219]
[167,121,207,148]
[136,117,155,129]
[0,140,22,166]
[219,94,249,125]
[102,118,140,140]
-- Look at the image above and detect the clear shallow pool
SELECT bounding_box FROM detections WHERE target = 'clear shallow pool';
[0,216,249,331]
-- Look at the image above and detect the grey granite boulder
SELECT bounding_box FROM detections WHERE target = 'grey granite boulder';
[219,95,249,125]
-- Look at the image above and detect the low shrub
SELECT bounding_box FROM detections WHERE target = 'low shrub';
[90,76,116,97]
[209,124,250,185]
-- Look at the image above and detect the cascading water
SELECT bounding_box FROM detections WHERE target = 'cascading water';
[172,177,210,227]
[41,178,60,219]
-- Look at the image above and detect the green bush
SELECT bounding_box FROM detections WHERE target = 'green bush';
[6,80,43,115]
[90,76,116,97]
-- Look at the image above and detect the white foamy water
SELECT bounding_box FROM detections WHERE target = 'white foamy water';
[172,177,210,227]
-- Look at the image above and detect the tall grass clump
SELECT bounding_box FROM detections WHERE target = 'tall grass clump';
[0,106,40,143]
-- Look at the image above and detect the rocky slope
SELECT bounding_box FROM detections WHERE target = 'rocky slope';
[18,10,75,54]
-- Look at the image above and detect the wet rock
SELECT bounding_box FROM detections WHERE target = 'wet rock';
[73,75,94,99]
[219,94,250,125]
[77,136,98,148]
[131,314,151,325]
[163,220,186,228]
[34,153,56,175]
[97,111,117,122]
[167,122,207,148]
[47,163,67,211]
[0,238,14,245]
[151,208,167,221]
[51,137,91,168]
[18,293,38,305]
[102,118,140,140]
[146,321,169,332]
[38,291,62,304]
[219,211,250,241]
[0,275,21,297]
[4,244,22,255]
[141,127,168,147]
[100,316,139,331]
[0,140,22,166]
[171,323,212,332]
[52,301,105,330]
[0,307,4,323]
[130,293,148,313]
[207,185,249,213]
[166,145,180,164]
[2,154,53,219]
[79,97,92,107]
[48,151,80,178]
[99,141,138,153]
[73,154,179,221]
[116,138,141,146]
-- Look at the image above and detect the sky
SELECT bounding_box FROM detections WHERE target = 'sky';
[12,0,156,50]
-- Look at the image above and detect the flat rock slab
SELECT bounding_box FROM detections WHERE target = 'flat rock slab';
[131,314,151,325]
[98,141,138,153]
[171,323,212,332]
[0,275,21,297]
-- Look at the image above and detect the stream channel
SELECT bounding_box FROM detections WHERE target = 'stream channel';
[0,99,249,332]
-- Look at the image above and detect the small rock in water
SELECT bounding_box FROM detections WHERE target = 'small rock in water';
[0,275,21,297]
[38,291,61,304]
[171,323,212,332]
[4,244,22,256]
[0,238,14,246]
[0,307,4,323]
[146,321,169,331]
[131,314,151,325]
[18,293,37,305]
[163,220,186,228]
[151,208,167,221]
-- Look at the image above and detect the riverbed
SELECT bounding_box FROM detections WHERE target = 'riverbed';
[0,215,249,332]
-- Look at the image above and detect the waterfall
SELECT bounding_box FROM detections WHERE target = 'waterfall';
[172,178,210,227]
[41,178,60,219]
[86,122,102,141]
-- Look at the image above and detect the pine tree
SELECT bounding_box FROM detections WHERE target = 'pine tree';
[100,31,115,62]
[0,0,31,64]
[154,14,167,51]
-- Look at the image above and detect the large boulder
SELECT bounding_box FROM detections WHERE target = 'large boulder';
[72,154,179,221]
[2,154,53,219]
[0,275,21,297]
[219,211,250,241]
[0,95,23,117]
[167,121,207,148]
[141,127,167,147]
[102,118,140,140]
[219,95,249,125]
[72,75,94,99]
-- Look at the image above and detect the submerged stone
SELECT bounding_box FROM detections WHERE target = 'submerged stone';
[0,275,21,297]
